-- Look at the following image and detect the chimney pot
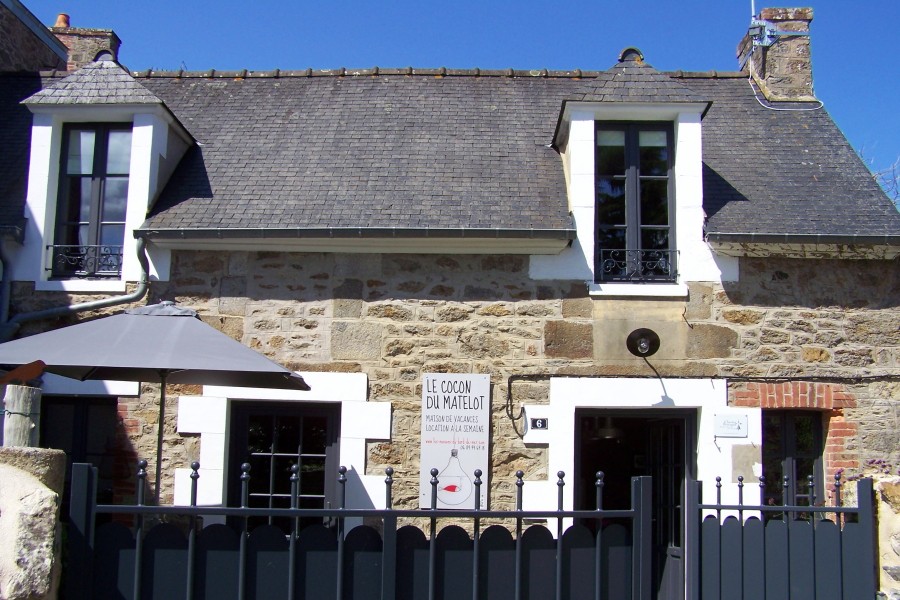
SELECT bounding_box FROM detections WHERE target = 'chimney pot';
[53,13,70,28]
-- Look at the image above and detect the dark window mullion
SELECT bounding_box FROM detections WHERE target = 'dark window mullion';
[625,125,640,251]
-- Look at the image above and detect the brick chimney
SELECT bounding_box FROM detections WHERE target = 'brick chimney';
[737,7,815,102]
[51,13,121,71]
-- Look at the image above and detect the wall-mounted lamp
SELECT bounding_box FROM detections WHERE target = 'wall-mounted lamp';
[626,328,660,357]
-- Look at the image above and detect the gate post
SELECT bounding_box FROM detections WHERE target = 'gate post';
[856,478,877,598]
[631,476,652,600]
[67,463,97,600]
[685,480,702,600]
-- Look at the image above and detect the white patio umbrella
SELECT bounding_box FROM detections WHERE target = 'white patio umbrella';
[0,301,309,502]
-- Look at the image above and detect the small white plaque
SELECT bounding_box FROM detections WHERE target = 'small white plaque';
[714,414,748,438]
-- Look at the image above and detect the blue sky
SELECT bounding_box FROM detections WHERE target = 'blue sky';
[23,0,900,178]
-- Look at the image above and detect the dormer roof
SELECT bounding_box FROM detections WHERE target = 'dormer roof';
[576,48,711,107]
[22,59,163,106]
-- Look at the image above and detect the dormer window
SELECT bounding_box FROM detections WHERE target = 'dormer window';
[595,122,674,282]
[51,124,132,279]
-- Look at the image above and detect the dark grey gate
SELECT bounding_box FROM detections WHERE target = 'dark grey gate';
[686,475,877,600]
[66,462,653,600]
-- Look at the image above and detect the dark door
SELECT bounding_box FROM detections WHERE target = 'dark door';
[228,401,340,531]
[576,411,693,600]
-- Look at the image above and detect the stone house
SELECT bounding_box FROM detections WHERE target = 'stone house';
[1,1,899,596]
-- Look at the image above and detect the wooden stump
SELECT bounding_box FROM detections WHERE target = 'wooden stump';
[2,385,42,447]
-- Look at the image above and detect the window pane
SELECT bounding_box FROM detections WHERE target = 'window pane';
[100,224,125,247]
[274,417,300,454]
[248,415,272,454]
[272,456,295,495]
[302,416,328,454]
[794,416,816,455]
[596,178,626,224]
[597,131,625,175]
[248,454,273,495]
[101,178,129,222]
[300,457,326,496]
[61,178,92,224]
[640,228,669,250]
[66,130,95,175]
[639,131,668,176]
[106,130,132,174]
[596,228,626,251]
[640,180,668,225]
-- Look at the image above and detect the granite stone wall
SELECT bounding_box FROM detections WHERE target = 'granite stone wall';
[143,251,900,504]
[10,252,897,505]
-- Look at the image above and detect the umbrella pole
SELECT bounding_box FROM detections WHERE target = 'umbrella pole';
[155,371,167,505]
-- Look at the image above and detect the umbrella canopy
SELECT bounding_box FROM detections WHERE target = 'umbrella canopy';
[0,301,309,502]
[0,301,309,390]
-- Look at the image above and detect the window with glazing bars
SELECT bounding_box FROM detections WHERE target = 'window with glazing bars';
[595,122,675,282]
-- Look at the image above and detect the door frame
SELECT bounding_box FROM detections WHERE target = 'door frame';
[574,408,697,599]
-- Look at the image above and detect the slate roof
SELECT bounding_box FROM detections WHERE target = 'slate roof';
[23,60,163,106]
[682,74,900,238]
[1,56,898,242]
[138,72,574,234]
[574,48,711,107]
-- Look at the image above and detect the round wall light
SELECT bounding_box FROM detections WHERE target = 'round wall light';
[626,328,661,357]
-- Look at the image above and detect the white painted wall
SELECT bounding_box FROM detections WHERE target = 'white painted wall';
[522,377,760,514]
[174,372,391,528]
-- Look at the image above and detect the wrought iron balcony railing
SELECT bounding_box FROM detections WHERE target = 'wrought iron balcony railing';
[596,248,677,282]
[47,244,124,279]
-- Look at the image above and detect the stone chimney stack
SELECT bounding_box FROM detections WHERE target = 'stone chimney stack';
[50,13,121,71]
[737,7,815,102]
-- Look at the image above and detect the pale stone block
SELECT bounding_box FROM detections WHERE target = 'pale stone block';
[0,464,60,600]
[332,321,382,360]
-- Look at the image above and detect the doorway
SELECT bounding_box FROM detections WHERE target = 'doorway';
[575,410,694,600]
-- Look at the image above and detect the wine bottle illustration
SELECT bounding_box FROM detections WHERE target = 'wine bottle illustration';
[436,449,473,505]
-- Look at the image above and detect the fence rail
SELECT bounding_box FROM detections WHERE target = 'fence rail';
[67,461,652,600]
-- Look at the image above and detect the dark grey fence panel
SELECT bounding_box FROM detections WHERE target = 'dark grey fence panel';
[741,517,765,599]
[195,523,240,600]
[295,524,337,600]
[700,516,720,600]
[814,520,842,600]
[602,523,632,600]
[435,525,472,600]
[764,519,790,600]
[93,522,135,600]
[521,525,555,600]
[396,525,429,600]
[246,524,289,600]
[478,525,515,600]
[788,520,815,600]
[142,523,187,600]
[720,517,742,600]
[561,524,594,599]
[344,525,382,600]
[842,521,875,597]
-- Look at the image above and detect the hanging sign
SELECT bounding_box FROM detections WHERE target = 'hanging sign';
[419,373,490,509]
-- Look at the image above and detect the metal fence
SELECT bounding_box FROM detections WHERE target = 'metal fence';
[685,475,877,600]
[66,462,653,600]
